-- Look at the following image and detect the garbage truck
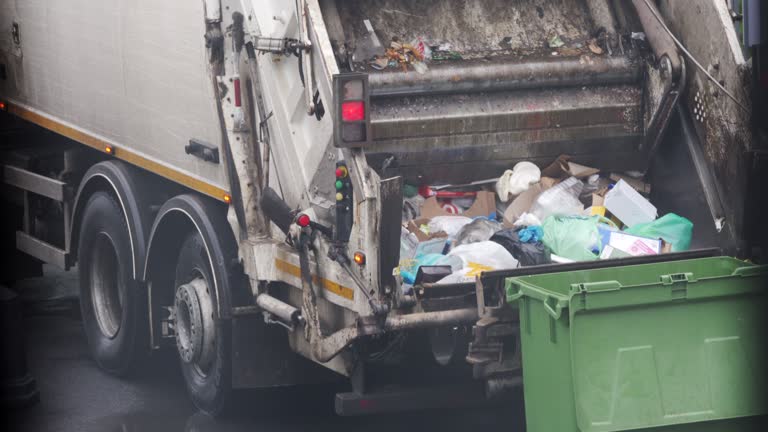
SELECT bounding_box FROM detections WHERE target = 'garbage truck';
[1,0,766,428]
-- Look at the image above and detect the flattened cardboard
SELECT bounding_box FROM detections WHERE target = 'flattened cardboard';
[541,155,600,179]
[502,177,557,227]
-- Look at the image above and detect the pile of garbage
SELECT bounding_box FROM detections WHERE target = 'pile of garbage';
[352,19,463,74]
[397,154,694,289]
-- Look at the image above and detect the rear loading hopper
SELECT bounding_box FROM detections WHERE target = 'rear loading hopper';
[323,0,683,184]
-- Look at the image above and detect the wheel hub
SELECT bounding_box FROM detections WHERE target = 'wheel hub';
[174,278,215,368]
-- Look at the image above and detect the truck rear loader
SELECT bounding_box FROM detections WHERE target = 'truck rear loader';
[1,0,765,429]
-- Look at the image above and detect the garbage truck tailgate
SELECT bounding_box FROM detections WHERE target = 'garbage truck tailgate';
[366,83,643,184]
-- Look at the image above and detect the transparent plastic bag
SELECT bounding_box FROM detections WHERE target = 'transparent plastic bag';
[400,227,420,260]
[400,253,462,285]
[436,241,520,284]
[529,177,584,221]
[624,213,693,252]
[454,218,503,246]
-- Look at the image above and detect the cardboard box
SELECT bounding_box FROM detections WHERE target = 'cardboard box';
[422,190,497,219]
[606,231,661,256]
[604,180,657,227]
[599,245,633,260]
[610,173,651,195]
[541,154,600,179]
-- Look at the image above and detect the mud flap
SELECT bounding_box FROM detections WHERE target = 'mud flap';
[230,314,339,389]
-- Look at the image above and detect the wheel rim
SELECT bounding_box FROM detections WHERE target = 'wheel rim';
[174,274,215,377]
[89,232,124,339]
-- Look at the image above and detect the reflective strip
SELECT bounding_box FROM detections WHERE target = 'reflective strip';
[6,102,230,202]
[275,259,355,301]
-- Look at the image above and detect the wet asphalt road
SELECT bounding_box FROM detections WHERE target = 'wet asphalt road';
[4,267,525,432]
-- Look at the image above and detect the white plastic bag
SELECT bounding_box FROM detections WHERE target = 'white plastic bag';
[513,212,543,227]
[496,162,542,202]
[428,216,473,237]
[436,241,519,284]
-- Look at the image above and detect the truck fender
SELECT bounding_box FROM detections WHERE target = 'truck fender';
[143,194,243,322]
[70,160,155,280]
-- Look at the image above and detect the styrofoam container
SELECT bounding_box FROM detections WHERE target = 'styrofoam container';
[604,179,657,227]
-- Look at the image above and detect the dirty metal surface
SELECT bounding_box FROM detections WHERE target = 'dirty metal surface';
[366,84,644,183]
[659,0,752,246]
[371,84,641,139]
[336,0,596,56]
[368,54,641,96]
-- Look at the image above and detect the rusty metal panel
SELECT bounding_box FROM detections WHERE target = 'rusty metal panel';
[658,0,752,241]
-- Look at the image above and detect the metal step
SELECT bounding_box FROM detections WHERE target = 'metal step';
[3,164,72,270]
[3,165,67,201]
[16,231,69,270]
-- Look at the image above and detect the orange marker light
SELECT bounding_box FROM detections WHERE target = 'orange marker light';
[353,252,366,266]
[0,101,6,110]
[223,194,232,204]
[104,145,114,154]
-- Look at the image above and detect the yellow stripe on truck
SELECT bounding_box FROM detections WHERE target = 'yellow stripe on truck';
[6,102,231,203]
[275,259,355,301]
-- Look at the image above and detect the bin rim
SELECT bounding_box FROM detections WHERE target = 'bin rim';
[505,257,768,310]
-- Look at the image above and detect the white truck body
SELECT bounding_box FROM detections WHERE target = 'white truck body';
[0,0,228,193]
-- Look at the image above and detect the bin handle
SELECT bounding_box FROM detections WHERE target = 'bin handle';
[543,296,563,320]
[660,272,694,285]
[505,280,524,303]
[732,265,768,277]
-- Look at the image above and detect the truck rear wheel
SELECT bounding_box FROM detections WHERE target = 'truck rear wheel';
[174,231,231,417]
[78,191,146,375]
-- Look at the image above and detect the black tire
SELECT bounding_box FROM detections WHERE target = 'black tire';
[174,231,231,417]
[78,191,147,375]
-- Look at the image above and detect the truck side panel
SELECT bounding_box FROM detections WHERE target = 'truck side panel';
[0,0,228,196]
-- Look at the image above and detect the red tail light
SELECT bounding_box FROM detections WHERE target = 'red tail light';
[334,73,370,147]
[297,213,311,227]
[341,101,365,122]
